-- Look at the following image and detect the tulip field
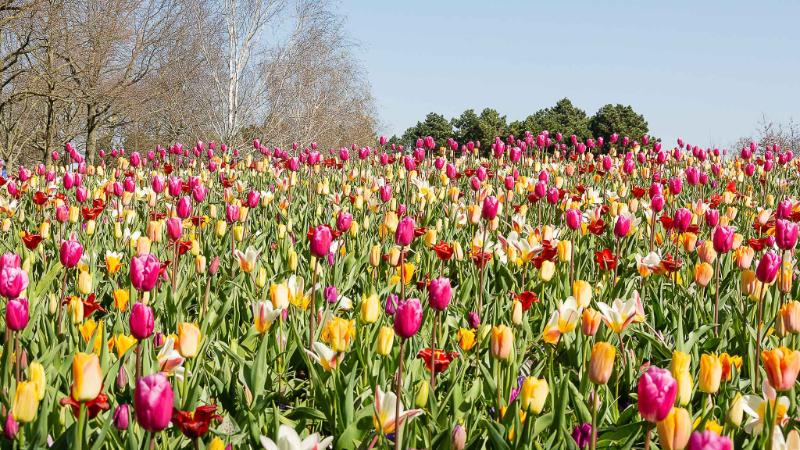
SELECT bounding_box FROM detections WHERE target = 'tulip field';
[2,133,800,450]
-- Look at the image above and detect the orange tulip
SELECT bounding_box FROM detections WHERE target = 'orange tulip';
[762,347,800,391]
[71,352,102,401]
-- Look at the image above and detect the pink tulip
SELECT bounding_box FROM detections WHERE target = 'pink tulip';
[60,235,83,268]
[167,177,182,197]
[777,199,793,219]
[134,373,174,432]
[395,216,416,247]
[0,265,28,300]
[309,225,333,258]
[225,204,240,223]
[482,196,499,220]
[394,298,423,339]
[614,215,631,239]
[336,211,353,233]
[504,176,515,191]
[113,404,130,430]
[0,253,20,270]
[130,303,155,339]
[379,185,392,203]
[705,209,719,228]
[130,254,161,292]
[668,177,682,195]
[176,196,192,219]
[775,219,799,251]
[428,277,452,311]
[673,208,692,233]
[637,366,677,422]
[687,431,732,450]
[650,195,665,213]
[5,297,29,330]
[166,218,182,241]
[756,251,781,283]
[565,209,582,230]
[712,226,734,254]
[546,187,560,204]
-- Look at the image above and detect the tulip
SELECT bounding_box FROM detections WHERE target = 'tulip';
[589,342,616,385]
[3,414,18,440]
[129,303,155,340]
[112,404,130,430]
[134,373,174,432]
[60,235,83,268]
[11,381,39,423]
[711,226,734,254]
[360,293,381,323]
[395,216,415,247]
[166,217,182,241]
[481,196,499,220]
[698,354,722,393]
[177,323,202,358]
[0,266,28,299]
[694,262,713,287]
[176,196,192,218]
[452,425,467,450]
[520,377,549,414]
[570,280,592,309]
[5,297,29,331]
[726,393,743,428]
[781,301,800,334]
[336,211,353,232]
[762,347,800,391]
[581,308,601,336]
[687,431,733,450]
[656,407,691,450]
[394,298,422,339]
[130,253,160,292]
[490,325,513,360]
[428,277,452,311]
[565,208,582,230]
[637,366,678,422]
[376,326,395,356]
[775,219,799,250]
[614,215,631,238]
[71,353,102,402]
[756,251,781,283]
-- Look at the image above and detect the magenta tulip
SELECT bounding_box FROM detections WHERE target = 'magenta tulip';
[481,196,499,220]
[225,204,240,223]
[130,303,155,339]
[0,266,28,299]
[393,298,423,339]
[614,215,631,239]
[756,251,781,284]
[309,225,333,258]
[176,197,192,219]
[637,366,677,422]
[60,235,83,268]
[673,208,692,233]
[566,208,582,231]
[134,373,174,432]
[687,431,733,450]
[166,217,182,241]
[395,216,416,247]
[428,277,452,311]
[712,226,734,254]
[775,219,799,251]
[336,211,353,233]
[130,254,161,292]
[5,297,29,331]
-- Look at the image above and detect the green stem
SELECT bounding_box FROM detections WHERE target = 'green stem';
[75,402,87,450]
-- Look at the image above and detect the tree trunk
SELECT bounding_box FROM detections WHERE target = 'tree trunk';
[86,103,98,165]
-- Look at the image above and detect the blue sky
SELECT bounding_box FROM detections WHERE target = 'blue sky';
[339,0,800,148]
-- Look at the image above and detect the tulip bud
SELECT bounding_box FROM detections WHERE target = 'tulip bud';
[415,379,429,408]
[375,326,394,356]
[589,342,616,385]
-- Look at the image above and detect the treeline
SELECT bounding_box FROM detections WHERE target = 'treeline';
[395,98,649,148]
[0,0,378,167]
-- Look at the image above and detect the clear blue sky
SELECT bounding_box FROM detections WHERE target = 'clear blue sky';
[339,0,800,148]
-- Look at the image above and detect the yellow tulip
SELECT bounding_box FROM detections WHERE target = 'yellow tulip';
[113,289,129,311]
[375,326,394,356]
[177,323,202,358]
[28,361,46,401]
[114,334,138,358]
[71,352,102,401]
[320,317,355,353]
[698,354,722,394]
[572,280,592,308]
[457,328,476,351]
[12,381,39,423]
[360,293,381,324]
[77,270,93,295]
[656,407,691,450]
[520,377,549,414]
